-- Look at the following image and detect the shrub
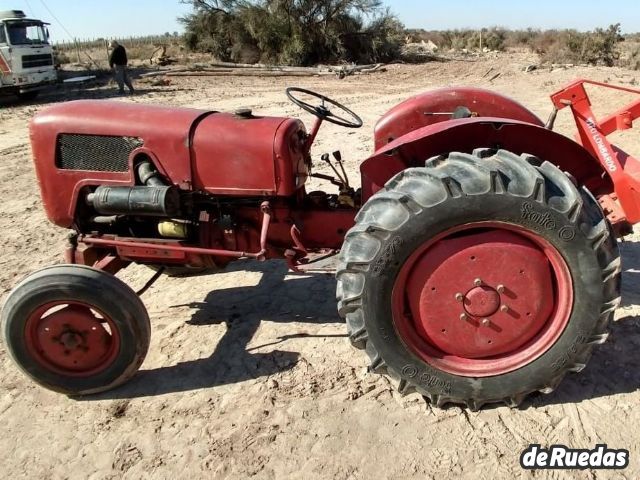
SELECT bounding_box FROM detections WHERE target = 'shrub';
[408,24,627,66]
[180,5,634,69]
[623,47,640,70]
[180,0,405,65]
[536,24,622,65]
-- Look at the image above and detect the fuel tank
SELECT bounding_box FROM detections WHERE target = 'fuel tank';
[191,110,308,196]
[29,100,308,228]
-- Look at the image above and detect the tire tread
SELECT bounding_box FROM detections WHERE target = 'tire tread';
[336,149,621,409]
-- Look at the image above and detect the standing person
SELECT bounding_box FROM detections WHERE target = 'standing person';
[108,40,134,94]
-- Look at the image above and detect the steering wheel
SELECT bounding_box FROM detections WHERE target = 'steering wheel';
[286,87,363,129]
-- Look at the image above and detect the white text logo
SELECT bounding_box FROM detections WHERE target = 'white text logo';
[586,117,617,172]
[520,444,628,470]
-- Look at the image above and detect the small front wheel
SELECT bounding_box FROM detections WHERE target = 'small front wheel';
[1,265,150,395]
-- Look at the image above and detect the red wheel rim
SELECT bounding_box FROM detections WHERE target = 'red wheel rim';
[392,222,573,377]
[24,301,121,377]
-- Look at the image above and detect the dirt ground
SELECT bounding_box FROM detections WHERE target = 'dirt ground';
[2,53,640,479]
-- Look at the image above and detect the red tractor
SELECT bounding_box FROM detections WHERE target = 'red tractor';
[2,80,637,409]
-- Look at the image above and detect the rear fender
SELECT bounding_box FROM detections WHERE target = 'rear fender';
[374,87,544,150]
[361,118,612,202]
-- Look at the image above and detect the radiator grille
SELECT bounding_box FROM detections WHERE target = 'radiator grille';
[55,134,143,172]
[22,54,53,69]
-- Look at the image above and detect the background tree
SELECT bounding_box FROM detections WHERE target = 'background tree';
[179,0,405,65]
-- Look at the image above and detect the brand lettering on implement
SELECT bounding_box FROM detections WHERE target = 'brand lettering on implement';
[586,117,617,172]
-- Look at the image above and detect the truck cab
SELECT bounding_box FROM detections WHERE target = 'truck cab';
[0,9,57,99]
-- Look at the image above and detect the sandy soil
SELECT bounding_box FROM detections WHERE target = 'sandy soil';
[2,53,640,479]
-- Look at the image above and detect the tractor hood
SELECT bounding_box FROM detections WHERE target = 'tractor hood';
[30,100,307,228]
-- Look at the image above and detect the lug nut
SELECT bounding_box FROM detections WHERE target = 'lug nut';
[473,278,482,287]
[455,292,464,302]
[500,305,509,313]
[496,284,505,293]
[460,313,468,321]
[482,318,491,326]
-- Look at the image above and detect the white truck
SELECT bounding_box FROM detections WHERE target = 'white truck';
[0,10,57,100]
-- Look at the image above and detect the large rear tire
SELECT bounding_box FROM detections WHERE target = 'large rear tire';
[1,265,150,395]
[337,149,621,409]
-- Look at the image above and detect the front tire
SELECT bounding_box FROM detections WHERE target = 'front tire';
[337,149,621,409]
[1,265,150,395]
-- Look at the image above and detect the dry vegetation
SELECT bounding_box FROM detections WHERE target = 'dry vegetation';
[54,34,184,68]
[53,1,640,74]
[175,1,640,69]
[407,24,640,68]
[179,0,404,65]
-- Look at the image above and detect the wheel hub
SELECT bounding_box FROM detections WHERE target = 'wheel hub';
[59,331,83,349]
[463,286,501,317]
[393,224,572,376]
[26,303,119,375]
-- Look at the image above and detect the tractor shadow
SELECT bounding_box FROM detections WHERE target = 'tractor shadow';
[92,261,345,399]
[526,238,640,408]
[92,239,640,404]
